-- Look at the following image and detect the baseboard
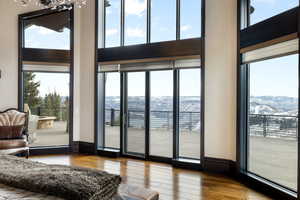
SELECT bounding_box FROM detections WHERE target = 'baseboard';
[97,149,120,158]
[30,146,71,156]
[77,142,96,155]
[203,157,236,175]
[72,141,80,153]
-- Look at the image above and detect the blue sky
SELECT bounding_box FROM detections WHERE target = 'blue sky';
[250,0,298,25]
[249,0,299,98]
[24,0,299,98]
[33,73,70,97]
[105,0,201,47]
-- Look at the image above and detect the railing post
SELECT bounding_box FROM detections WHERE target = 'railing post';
[263,115,267,137]
[167,112,170,130]
[189,112,192,132]
[110,108,115,126]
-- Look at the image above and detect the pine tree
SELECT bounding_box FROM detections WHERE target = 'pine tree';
[24,72,42,110]
[43,91,62,120]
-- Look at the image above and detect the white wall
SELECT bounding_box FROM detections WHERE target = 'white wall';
[0,1,39,110]
[0,0,81,141]
[205,0,237,161]
[0,0,238,160]
[79,0,95,143]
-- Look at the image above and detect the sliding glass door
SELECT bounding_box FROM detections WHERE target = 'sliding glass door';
[124,72,146,156]
[150,71,173,158]
[97,59,202,163]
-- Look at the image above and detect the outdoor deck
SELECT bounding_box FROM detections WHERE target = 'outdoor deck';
[29,123,297,190]
[30,121,69,147]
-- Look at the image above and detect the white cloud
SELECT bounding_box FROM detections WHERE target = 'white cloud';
[181,25,191,32]
[126,27,145,38]
[106,29,118,36]
[253,0,276,4]
[38,28,54,35]
[28,25,54,35]
[125,0,146,16]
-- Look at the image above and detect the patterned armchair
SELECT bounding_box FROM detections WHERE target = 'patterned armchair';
[0,108,29,158]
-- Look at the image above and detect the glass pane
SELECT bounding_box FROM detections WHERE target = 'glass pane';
[105,72,121,149]
[23,72,70,147]
[24,11,70,50]
[179,69,201,159]
[150,71,173,157]
[248,54,298,191]
[151,0,176,43]
[250,0,298,26]
[180,0,201,39]
[105,0,121,47]
[124,0,147,45]
[126,72,146,154]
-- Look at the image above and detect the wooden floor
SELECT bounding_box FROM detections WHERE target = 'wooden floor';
[30,154,271,200]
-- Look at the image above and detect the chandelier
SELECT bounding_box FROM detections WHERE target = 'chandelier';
[14,0,87,9]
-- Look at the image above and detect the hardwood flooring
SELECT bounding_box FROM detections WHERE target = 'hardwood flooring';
[29,154,272,200]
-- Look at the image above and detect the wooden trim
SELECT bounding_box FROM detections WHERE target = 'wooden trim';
[240,7,298,49]
[22,61,70,66]
[240,33,298,53]
[29,147,71,156]
[203,157,236,175]
[22,48,70,63]
[98,38,201,63]
[98,55,200,65]
[78,142,96,155]
[97,149,120,158]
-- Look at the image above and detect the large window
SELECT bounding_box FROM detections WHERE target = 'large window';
[104,72,121,149]
[97,59,202,163]
[249,0,298,26]
[20,10,73,149]
[150,0,176,43]
[23,70,70,147]
[104,0,121,48]
[124,0,147,46]
[100,0,202,47]
[179,69,201,159]
[126,72,146,155]
[180,0,201,39]
[247,54,298,191]
[24,11,70,50]
[150,70,173,158]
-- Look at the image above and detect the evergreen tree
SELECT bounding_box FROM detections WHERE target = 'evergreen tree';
[43,91,62,120]
[24,72,42,109]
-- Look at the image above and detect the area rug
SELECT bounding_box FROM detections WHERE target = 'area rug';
[0,155,121,200]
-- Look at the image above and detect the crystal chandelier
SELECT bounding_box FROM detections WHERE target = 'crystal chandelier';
[14,0,87,9]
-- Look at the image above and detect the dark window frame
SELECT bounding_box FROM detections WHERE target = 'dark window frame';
[95,0,205,169]
[238,0,299,199]
[18,8,75,154]
[101,0,201,48]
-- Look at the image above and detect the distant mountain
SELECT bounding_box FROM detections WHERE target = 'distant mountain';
[250,96,298,116]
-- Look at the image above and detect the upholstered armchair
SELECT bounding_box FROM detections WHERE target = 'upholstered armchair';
[0,108,29,158]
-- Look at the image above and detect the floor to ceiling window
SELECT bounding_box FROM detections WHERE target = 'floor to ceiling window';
[179,69,201,159]
[248,54,298,191]
[103,72,121,149]
[150,70,173,158]
[97,0,203,166]
[239,1,299,196]
[20,10,73,148]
